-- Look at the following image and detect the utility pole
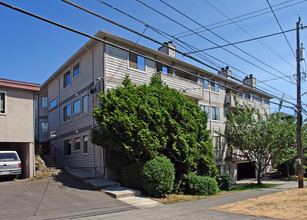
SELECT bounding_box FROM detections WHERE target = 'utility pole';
[296,17,304,188]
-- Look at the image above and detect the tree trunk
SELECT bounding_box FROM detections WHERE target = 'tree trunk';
[286,161,290,178]
[257,168,262,185]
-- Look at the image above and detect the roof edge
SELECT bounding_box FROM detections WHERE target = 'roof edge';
[0,78,40,92]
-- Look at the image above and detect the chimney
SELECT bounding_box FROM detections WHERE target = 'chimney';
[158,41,176,58]
[218,66,232,79]
[243,74,256,88]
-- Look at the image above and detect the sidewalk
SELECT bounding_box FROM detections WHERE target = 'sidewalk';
[82,180,305,220]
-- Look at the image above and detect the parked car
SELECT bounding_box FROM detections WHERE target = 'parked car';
[0,151,21,179]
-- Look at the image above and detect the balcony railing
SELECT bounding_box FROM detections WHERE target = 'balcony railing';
[160,72,203,100]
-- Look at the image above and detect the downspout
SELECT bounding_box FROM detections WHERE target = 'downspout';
[85,45,96,174]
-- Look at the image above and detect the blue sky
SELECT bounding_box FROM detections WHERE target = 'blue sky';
[1,0,307,116]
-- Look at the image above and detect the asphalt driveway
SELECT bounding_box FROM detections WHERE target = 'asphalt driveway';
[0,172,135,220]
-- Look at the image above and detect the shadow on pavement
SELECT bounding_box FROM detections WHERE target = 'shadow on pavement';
[51,171,96,191]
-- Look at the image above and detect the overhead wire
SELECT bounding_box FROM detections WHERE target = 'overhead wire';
[60,0,219,72]
[144,0,298,101]
[266,0,297,58]
[203,0,297,71]
[97,0,297,102]
[158,0,295,84]
[0,1,297,109]
[175,0,307,38]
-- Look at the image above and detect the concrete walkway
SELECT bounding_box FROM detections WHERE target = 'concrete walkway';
[66,168,163,209]
[82,180,306,220]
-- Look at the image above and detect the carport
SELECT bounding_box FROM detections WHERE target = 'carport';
[0,78,40,178]
[237,162,256,180]
[0,142,35,178]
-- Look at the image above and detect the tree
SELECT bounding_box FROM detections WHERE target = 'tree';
[91,74,217,183]
[222,98,296,185]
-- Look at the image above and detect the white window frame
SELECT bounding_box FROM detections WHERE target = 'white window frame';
[200,104,210,118]
[0,91,7,115]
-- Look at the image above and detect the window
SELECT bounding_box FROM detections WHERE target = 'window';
[74,137,81,151]
[73,99,80,114]
[41,121,48,133]
[49,98,57,109]
[73,63,80,78]
[156,63,170,74]
[63,70,71,88]
[212,107,220,120]
[50,130,57,138]
[199,78,209,89]
[244,93,251,99]
[64,139,71,156]
[63,104,71,122]
[129,52,145,71]
[212,136,221,149]
[211,81,219,93]
[83,135,88,153]
[82,95,88,114]
[200,105,210,118]
[41,97,48,108]
[0,92,5,114]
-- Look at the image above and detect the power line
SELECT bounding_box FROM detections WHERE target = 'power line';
[157,0,299,101]
[158,0,294,83]
[97,0,297,102]
[1,1,297,107]
[266,0,297,58]
[186,24,304,54]
[175,0,307,38]
[61,0,219,72]
[202,0,297,71]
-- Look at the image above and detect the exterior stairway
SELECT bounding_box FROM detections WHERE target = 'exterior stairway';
[41,154,63,175]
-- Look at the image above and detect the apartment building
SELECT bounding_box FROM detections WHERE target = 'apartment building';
[37,30,271,182]
[0,78,40,178]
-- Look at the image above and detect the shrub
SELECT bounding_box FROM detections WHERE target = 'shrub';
[141,156,175,198]
[216,174,232,191]
[277,160,297,177]
[185,172,218,195]
[122,161,144,190]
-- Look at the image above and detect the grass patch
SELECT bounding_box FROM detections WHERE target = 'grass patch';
[153,183,279,205]
[231,183,279,192]
[152,194,208,205]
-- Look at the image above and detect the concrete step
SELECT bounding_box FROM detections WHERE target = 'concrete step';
[102,186,141,199]
[85,178,121,190]
[67,169,101,179]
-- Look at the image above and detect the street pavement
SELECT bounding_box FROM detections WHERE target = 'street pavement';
[0,174,304,220]
[0,172,135,220]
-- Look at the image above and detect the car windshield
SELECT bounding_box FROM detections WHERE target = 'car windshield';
[0,153,18,161]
